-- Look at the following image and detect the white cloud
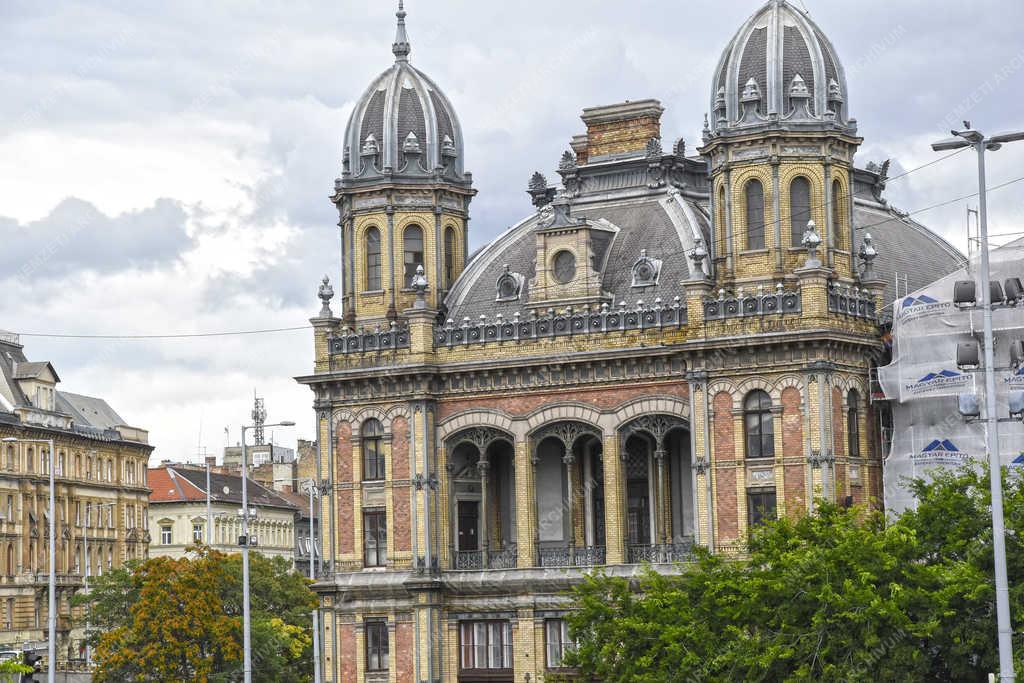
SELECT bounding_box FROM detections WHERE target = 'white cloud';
[2,0,1023,463]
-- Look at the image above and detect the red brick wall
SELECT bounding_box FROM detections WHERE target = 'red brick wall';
[437,381,690,421]
[781,387,806,515]
[395,621,414,683]
[392,487,411,553]
[339,622,356,682]
[337,422,352,484]
[712,392,738,542]
[338,490,353,555]
[391,416,410,479]
[832,387,846,500]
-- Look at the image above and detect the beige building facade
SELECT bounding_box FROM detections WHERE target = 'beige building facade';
[0,331,152,665]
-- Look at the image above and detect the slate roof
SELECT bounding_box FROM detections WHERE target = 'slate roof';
[853,200,967,311]
[445,192,707,322]
[56,392,126,430]
[12,361,58,381]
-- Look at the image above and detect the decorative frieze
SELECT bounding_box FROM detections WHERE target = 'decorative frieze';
[329,325,411,354]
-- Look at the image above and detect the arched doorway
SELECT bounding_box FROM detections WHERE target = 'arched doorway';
[446,428,517,570]
[530,422,604,567]
[619,415,694,563]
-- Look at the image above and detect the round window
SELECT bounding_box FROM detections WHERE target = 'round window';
[552,251,577,284]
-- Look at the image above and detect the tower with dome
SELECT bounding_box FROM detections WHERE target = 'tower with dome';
[299,2,966,681]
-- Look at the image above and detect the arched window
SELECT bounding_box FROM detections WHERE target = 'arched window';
[847,389,861,457]
[744,390,774,458]
[362,419,385,482]
[365,227,382,291]
[403,225,424,285]
[790,176,812,247]
[832,179,845,249]
[745,179,766,250]
[444,226,457,288]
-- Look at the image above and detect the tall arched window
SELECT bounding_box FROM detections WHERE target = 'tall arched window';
[790,176,812,247]
[847,389,861,457]
[444,226,457,288]
[403,225,424,284]
[744,390,774,458]
[745,179,766,250]
[365,227,382,291]
[362,419,385,482]
[832,179,845,249]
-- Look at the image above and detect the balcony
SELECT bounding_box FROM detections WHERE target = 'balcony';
[537,545,606,568]
[626,542,695,564]
[453,545,518,571]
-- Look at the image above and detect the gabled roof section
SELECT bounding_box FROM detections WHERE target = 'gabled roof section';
[13,361,59,383]
[148,465,299,511]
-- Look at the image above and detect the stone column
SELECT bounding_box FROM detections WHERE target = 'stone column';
[477,457,490,568]
[654,447,668,546]
[562,450,576,565]
[514,440,535,569]
[603,435,626,564]
[445,461,456,570]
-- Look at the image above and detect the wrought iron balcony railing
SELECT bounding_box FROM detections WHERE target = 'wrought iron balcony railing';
[537,545,606,568]
[626,541,695,564]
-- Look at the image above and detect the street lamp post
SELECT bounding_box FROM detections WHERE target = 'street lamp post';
[3,437,56,683]
[238,420,294,683]
[933,124,1024,683]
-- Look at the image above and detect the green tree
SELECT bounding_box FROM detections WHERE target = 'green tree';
[565,503,938,682]
[77,548,316,683]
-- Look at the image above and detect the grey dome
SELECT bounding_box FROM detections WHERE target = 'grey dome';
[341,3,466,183]
[709,0,852,134]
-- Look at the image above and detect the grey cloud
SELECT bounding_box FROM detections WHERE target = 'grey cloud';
[0,198,192,280]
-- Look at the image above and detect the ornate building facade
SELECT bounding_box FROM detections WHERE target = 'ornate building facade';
[298,2,966,681]
[0,331,152,665]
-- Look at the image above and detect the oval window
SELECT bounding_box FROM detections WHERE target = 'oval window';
[553,251,576,284]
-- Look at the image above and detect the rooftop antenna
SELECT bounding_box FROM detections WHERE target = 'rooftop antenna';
[252,393,266,446]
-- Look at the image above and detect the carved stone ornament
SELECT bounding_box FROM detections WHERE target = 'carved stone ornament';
[317,275,335,317]
[631,249,663,288]
[531,421,601,450]
[801,220,823,268]
[447,426,512,454]
[495,264,525,302]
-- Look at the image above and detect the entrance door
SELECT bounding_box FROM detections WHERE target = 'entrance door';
[627,482,650,545]
[457,501,479,551]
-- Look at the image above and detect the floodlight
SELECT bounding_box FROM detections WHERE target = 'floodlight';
[958,393,981,419]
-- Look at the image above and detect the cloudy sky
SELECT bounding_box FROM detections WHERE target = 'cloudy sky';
[2,0,1023,463]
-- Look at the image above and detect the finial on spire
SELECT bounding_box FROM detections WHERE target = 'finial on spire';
[393,0,411,61]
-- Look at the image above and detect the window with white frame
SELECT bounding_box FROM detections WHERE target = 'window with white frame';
[545,618,575,668]
[161,526,172,545]
[459,621,513,671]
[193,523,203,544]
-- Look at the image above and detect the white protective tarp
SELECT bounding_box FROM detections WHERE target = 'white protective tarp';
[881,240,1024,515]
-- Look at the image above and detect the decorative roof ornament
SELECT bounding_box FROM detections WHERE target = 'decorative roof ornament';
[361,134,379,156]
[403,131,421,153]
[674,138,686,158]
[859,232,878,280]
[789,74,809,98]
[558,150,577,172]
[410,264,428,307]
[645,137,663,159]
[440,134,457,157]
[318,275,335,317]
[689,237,709,276]
[702,113,712,142]
[801,219,823,268]
[787,74,812,119]
[739,78,764,124]
[392,0,411,61]
[527,171,555,208]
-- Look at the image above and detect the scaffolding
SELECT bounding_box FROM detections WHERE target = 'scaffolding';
[878,239,1024,514]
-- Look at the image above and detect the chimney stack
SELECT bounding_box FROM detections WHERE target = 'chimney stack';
[576,99,664,163]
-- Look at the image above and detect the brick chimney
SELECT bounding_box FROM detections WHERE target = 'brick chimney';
[576,99,664,163]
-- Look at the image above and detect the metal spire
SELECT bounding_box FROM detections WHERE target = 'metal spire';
[392,0,411,61]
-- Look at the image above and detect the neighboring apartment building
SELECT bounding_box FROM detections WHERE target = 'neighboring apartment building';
[0,331,152,665]
[147,463,298,564]
[296,2,968,681]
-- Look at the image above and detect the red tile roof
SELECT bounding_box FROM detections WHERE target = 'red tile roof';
[147,466,207,503]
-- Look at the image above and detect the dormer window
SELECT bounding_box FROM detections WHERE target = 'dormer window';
[495,265,524,302]
[631,249,662,288]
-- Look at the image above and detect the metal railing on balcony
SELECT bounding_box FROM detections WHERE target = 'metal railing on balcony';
[537,545,606,568]
[453,545,518,570]
[627,541,695,564]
